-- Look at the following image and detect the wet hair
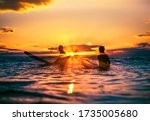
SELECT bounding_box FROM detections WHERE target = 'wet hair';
[99,46,105,53]
[58,45,66,54]
[58,45,63,50]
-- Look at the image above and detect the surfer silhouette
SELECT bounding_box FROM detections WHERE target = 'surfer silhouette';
[97,46,110,70]
[58,45,66,54]
[54,45,68,70]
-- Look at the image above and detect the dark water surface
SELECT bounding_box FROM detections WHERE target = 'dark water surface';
[0,55,150,103]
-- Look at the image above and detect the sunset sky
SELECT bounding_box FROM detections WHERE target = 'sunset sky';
[0,0,150,51]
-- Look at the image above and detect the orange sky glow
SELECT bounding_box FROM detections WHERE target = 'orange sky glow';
[0,0,150,52]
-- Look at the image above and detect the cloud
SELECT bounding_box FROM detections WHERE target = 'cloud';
[136,42,150,48]
[0,45,6,49]
[0,27,14,34]
[0,0,52,12]
[48,45,99,53]
[0,45,7,52]
[0,45,21,51]
[67,45,99,52]
[135,31,150,38]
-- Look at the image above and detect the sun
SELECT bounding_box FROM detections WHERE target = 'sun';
[67,52,75,57]
[87,42,92,46]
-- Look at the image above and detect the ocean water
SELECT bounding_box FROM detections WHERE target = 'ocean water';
[0,55,150,104]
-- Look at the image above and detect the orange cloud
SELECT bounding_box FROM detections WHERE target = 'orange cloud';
[0,45,22,51]
[136,42,150,48]
[135,31,150,38]
[0,27,14,34]
[0,0,52,12]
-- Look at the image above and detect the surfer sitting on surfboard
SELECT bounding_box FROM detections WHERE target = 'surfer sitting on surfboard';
[97,46,110,70]
[53,45,69,69]
[24,45,68,67]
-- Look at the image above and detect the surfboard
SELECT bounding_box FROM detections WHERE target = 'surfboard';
[24,51,52,65]
[98,62,110,70]
[81,58,98,69]
[80,58,110,70]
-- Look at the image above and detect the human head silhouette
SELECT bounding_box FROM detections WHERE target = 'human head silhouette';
[58,45,65,54]
[99,46,105,53]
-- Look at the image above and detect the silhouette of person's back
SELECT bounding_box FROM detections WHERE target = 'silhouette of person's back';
[55,45,68,70]
[97,46,110,70]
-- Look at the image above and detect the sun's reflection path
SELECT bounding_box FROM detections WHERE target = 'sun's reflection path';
[67,80,75,94]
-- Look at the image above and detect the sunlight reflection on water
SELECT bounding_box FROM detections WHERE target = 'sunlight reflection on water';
[0,56,150,104]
